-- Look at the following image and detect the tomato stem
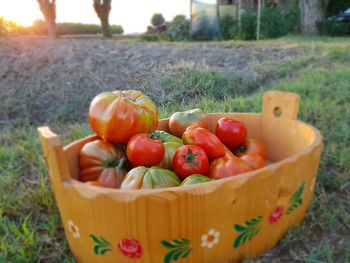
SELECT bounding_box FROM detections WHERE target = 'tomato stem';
[236,144,247,154]
[180,149,201,168]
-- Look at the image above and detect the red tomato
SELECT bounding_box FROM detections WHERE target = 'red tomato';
[208,154,252,180]
[172,145,209,179]
[89,90,158,144]
[240,154,265,170]
[182,126,225,160]
[79,139,126,183]
[234,138,267,159]
[215,118,247,148]
[169,109,208,138]
[127,133,165,167]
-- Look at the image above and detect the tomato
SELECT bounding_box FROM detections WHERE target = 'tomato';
[121,166,180,189]
[151,130,183,169]
[181,174,213,186]
[89,90,158,144]
[79,139,127,187]
[234,138,267,159]
[182,126,225,160]
[207,154,252,180]
[127,133,165,167]
[172,145,209,179]
[240,153,265,170]
[215,118,247,148]
[85,181,102,187]
[223,145,235,157]
[169,109,208,138]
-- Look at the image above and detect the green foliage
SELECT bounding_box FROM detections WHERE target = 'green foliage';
[161,68,258,105]
[324,0,349,16]
[142,14,190,42]
[32,19,47,35]
[58,23,123,35]
[166,15,190,41]
[317,20,350,36]
[0,17,29,35]
[0,17,5,35]
[220,5,300,40]
[151,13,165,27]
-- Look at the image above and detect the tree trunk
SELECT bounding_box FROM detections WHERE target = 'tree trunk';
[93,0,112,38]
[100,16,112,38]
[37,0,58,38]
[299,0,323,35]
[47,19,58,38]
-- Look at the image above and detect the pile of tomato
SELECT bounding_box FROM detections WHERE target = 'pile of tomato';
[79,90,267,189]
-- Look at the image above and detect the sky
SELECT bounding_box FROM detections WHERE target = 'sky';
[0,0,190,34]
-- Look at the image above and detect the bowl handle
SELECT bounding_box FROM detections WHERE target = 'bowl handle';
[262,91,300,120]
[37,126,71,184]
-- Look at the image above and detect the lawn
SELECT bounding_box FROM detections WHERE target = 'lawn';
[0,36,349,262]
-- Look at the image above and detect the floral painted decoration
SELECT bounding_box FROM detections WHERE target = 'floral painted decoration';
[67,220,80,239]
[201,229,220,248]
[90,235,112,255]
[233,216,262,249]
[286,182,305,214]
[269,206,284,224]
[118,238,142,259]
[161,238,192,263]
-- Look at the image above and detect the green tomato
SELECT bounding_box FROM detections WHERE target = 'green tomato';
[180,174,213,186]
[151,130,183,169]
[121,166,180,189]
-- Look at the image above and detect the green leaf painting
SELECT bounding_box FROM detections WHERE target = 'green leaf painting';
[90,234,112,255]
[161,238,192,263]
[233,216,263,249]
[286,182,305,215]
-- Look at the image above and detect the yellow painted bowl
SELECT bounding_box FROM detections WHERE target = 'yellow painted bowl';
[38,91,323,263]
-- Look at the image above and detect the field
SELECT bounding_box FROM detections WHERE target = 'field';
[0,35,349,262]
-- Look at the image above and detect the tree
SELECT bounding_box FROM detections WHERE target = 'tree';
[299,0,324,34]
[93,0,112,38]
[151,13,165,27]
[37,0,58,38]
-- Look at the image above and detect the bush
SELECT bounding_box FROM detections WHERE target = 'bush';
[166,15,190,41]
[325,0,349,17]
[0,17,5,35]
[317,20,350,36]
[58,23,123,35]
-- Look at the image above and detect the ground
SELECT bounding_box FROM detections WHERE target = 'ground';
[0,35,349,262]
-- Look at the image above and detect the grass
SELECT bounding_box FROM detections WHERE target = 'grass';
[0,36,349,262]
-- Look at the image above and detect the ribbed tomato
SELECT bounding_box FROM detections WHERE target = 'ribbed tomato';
[239,154,265,170]
[89,90,158,144]
[207,154,252,180]
[234,138,267,159]
[79,139,127,188]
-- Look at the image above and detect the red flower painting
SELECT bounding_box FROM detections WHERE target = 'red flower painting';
[118,238,142,259]
[269,206,284,224]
